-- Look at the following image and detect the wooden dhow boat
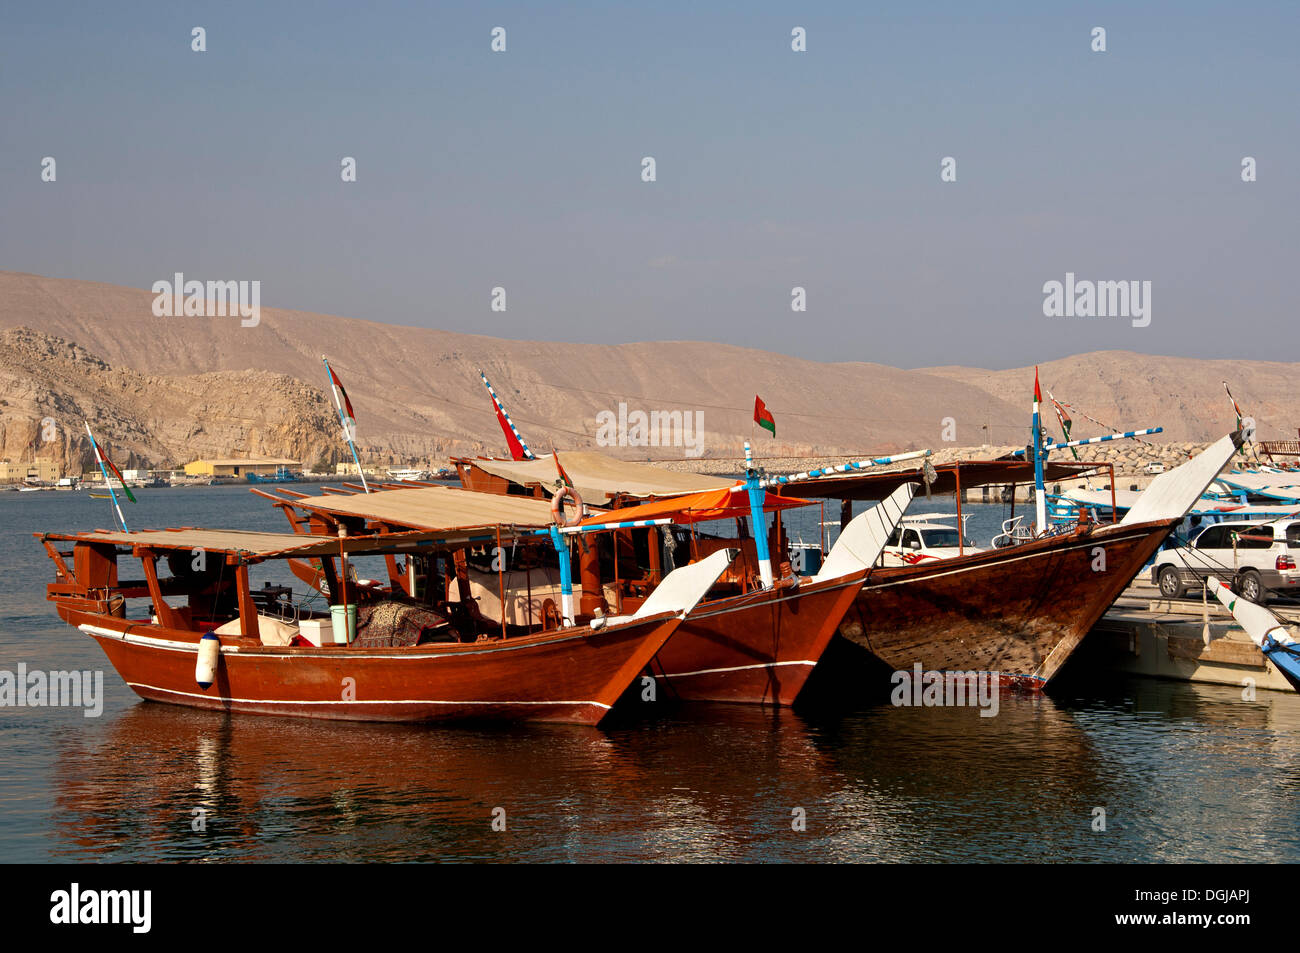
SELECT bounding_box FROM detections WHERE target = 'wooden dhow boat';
[781,431,1247,688]
[459,367,1250,692]
[36,494,737,725]
[260,474,920,708]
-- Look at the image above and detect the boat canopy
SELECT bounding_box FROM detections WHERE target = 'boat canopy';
[275,483,568,532]
[37,527,476,562]
[459,451,734,501]
[769,459,1104,501]
[576,486,809,527]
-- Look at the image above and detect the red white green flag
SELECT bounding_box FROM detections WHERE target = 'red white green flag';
[1033,366,1042,405]
[553,447,574,489]
[85,425,136,503]
[327,364,356,422]
[754,396,776,437]
[1047,391,1080,461]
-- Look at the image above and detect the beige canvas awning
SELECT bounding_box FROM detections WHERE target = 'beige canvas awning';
[284,484,563,531]
[41,524,522,562]
[462,452,734,502]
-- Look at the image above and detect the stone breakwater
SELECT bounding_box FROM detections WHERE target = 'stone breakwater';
[644,441,1220,481]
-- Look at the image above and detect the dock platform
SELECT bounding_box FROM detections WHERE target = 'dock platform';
[1084,579,1298,692]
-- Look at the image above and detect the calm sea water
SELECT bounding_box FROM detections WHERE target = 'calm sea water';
[2,486,1298,862]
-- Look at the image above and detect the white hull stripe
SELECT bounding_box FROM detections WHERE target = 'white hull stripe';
[127,682,609,709]
[655,660,816,679]
[79,622,623,661]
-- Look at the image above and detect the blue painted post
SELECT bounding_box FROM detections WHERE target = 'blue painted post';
[1033,369,1047,535]
[549,525,575,625]
[744,441,774,589]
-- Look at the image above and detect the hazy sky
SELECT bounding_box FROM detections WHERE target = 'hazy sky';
[3,1,1296,368]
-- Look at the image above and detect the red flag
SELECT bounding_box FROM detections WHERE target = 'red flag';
[328,365,355,421]
[86,429,136,503]
[553,447,573,489]
[754,396,776,436]
[1033,366,1042,404]
[480,371,533,461]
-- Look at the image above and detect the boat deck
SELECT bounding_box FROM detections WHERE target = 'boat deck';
[1085,578,1300,692]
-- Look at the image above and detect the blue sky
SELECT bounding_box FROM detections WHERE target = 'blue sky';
[2,1,1296,367]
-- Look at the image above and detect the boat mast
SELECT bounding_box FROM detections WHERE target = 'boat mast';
[1033,367,1047,535]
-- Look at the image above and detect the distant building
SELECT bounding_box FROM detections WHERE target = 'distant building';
[184,457,300,478]
[334,461,379,476]
[0,459,61,483]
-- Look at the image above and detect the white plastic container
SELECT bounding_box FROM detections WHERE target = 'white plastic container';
[298,618,335,647]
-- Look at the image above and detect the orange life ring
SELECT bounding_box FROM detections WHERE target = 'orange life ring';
[551,485,584,527]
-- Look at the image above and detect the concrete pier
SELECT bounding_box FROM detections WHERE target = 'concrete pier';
[1083,579,1298,692]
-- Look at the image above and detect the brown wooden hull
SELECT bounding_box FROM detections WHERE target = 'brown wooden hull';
[65,610,679,726]
[837,518,1180,686]
[649,571,867,705]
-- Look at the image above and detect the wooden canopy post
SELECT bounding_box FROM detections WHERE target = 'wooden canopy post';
[139,549,185,630]
[579,533,603,616]
[647,527,662,585]
[234,561,260,642]
[496,525,507,639]
[1109,464,1117,523]
[954,464,964,556]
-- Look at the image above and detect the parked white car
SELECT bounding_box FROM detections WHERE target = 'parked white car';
[881,515,983,566]
[1151,517,1300,602]
[1143,462,1167,475]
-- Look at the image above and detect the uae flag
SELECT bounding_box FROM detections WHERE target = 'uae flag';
[86,426,136,503]
[1033,366,1042,406]
[327,364,356,422]
[1048,391,1080,461]
[1223,381,1243,429]
[553,447,574,489]
[754,396,776,436]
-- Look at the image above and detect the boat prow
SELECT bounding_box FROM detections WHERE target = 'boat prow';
[1206,575,1300,693]
[836,432,1248,688]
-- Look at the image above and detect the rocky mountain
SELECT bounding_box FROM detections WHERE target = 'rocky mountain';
[0,270,1295,475]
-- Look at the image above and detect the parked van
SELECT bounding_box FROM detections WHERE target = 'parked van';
[1152,518,1300,602]
[882,515,982,566]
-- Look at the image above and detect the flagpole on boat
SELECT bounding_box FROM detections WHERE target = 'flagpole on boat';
[757,449,931,489]
[1032,367,1047,535]
[744,441,775,589]
[1007,428,1163,457]
[84,421,129,532]
[322,356,370,493]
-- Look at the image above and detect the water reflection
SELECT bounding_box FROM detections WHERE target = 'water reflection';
[43,670,1300,863]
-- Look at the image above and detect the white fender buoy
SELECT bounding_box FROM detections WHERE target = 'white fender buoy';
[196,632,220,689]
